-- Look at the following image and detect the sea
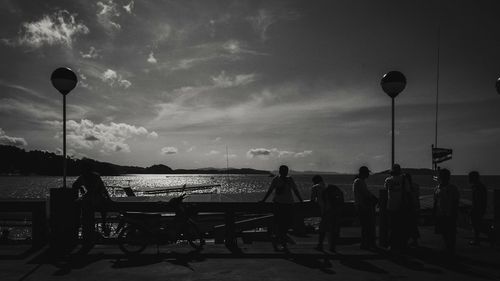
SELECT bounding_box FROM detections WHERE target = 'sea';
[1,173,499,201]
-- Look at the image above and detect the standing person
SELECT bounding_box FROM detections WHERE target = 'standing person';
[261,165,303,251]
[72,160,112,249]
[353,166,377,250]
[433,168,460,255]
[468,171,487,246]
[323,184,345,252]
[310,175,327,250]
[384,164,412,253]
[407,173,421,247]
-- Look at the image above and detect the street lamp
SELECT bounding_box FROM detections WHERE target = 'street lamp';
[381,71,406,168]
[496,77,500,95]
[51,67,77,188]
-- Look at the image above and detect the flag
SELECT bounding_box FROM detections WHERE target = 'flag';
[432,147,452,164]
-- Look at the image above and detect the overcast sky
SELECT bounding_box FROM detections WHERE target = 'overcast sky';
[1,0,500,174]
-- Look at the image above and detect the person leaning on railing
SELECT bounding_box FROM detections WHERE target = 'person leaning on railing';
[260,165,303,252]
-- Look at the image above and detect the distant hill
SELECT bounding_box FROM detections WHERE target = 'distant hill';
[0,145,271,176]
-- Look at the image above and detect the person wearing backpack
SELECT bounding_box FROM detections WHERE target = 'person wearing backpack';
[261,165,303,251]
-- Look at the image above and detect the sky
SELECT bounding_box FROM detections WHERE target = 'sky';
[1,0,500,174]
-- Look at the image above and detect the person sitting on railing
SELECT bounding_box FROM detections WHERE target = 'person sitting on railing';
[72,159,112,249]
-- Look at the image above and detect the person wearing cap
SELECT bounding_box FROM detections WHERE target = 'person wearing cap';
[353,166,378,250]
[384,164,412,253]
[433,168,460,255]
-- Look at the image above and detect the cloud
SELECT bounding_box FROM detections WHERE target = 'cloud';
[46,119,155,153]
[247,9,300,41]
[161,146,178,155]
[212,137,222,143]
[147,52,157,64]
[186,146,196,152]
[211,71,256,88]
[247,9,276,41]
[0,128,27,146]
[97,0,121,32]
[148,131,158,138]
[247,148,272,158]
[4,10,89,48]
[80,46,99,58]
[123,1,134,14]
[246,148,313,159]
[294,150,313,158]
[206,150,220,156]
[222,40,268,56]
[101,69,132,89]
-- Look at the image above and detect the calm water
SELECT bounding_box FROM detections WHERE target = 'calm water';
[2,173,498,200]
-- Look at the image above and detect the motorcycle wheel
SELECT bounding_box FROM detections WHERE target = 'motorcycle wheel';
[183,220,205,250]
[118,226,148,255]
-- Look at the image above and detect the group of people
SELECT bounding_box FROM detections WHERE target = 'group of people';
[261,163,489,255]
[72,161,488,255]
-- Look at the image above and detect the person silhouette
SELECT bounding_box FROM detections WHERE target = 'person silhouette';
[353,166,377,250]
[468,171,487,246]
[310,175,327,250]
[72,159,112,249]
[261,165,303,251]
[384,164,412,253]
[433,168,460,255]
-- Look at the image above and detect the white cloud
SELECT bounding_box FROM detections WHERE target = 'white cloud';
[206,150,220,156]
[246,148,313,159]
[247,9,300,41]
[212,71,255,88]
[148,131,158,138]
[186,146,196,152]
[247,148,273,158]
[46,119,155,153]
[123,1,134,14]
[247,9,275,41]
[147,52,158,64]
[80,46,99,58]
[7,10,89,48]
[97,0,121,32]
[0,128,27,146]
[161,146,178,155]
[101,69,132,89]
[222,40,268,56]
[294,150,313,158]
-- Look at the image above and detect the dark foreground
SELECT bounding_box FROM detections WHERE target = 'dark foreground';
[1,226,499,281]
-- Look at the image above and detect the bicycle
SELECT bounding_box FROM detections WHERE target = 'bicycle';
[116,194,205,255]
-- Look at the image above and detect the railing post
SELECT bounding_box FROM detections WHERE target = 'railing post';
[32,201,48,247]
[494,189,500,248]
[224,210,237,248]
[378,189,388,248]
[50,188,79,252]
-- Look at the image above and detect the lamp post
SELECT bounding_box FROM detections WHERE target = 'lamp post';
[51,67,77,188]
[381,71,406,168]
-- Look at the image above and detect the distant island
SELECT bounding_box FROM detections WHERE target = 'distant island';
[0,145,272,176]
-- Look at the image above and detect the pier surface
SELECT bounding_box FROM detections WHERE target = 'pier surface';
[1,226,499,281]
